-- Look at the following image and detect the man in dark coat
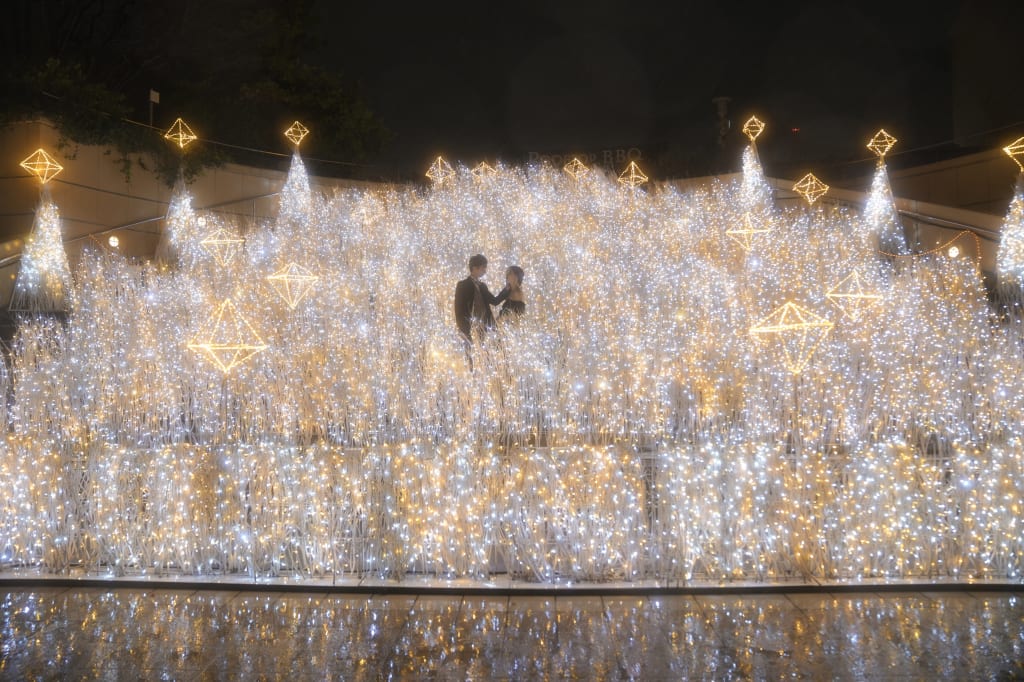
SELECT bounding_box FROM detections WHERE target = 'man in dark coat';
[454,253,507,344]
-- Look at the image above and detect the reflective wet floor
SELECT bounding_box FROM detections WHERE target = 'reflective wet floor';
[1,588,1022,680]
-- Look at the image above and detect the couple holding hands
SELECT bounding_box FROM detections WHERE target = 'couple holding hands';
[454,253,525,343]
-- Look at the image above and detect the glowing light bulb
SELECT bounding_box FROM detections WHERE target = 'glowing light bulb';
[108,235,119,249]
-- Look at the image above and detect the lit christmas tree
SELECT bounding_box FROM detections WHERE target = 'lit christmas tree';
[9,187,73,312]
[863,129,907,254]
[997,174,1024,286]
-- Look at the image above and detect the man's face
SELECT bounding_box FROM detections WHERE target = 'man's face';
[471,265,487,279]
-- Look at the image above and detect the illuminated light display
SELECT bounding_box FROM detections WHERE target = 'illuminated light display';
[997,175,1024,285]
[199,228,245,267]
[617,161,648,188]
[742,116,766,142]
[563,157,590,180]
[749,301,834,374]
[8,190,72,312]
[1004,136,1024,172]
[164,118,198,149]
[426,156,455,186]
[284,121,310,147]
[793,173,829,205]
[19,149,64,184]
[1,127,1022,585]
[864,156,908,254]
[188,298,267,372]
[726,212,772,251]
[867,129,898,159]
[267,262,319,309]
[471,161,497,181]
[826,270,883,321]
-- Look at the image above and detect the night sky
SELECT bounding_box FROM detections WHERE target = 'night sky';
[4,0,1024,181]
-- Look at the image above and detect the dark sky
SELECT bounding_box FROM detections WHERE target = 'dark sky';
[305,0,1015,178]
[5,0,1023,180]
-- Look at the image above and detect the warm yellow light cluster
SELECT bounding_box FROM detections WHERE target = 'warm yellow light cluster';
[742,116,766,142]
[19,149,64,184]
[1004,136,1024,172]
[471,161,496,180]
[164,118,198,149]
[725,212,771,251]
[187,298,267,373]
[267,262,319,309]
[563,157,590,180]
[793,172,829,205]
[284,121,310,147]
[617,161,648,188]
[867,129,897,159]
[826,270,883,321]
[425,156,455,186]
[749,301,834,374]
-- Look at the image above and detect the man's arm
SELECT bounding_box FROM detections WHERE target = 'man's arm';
[478,282,509,306]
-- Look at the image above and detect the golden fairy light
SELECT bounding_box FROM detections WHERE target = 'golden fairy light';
[826,270,883,321]
[199,228,244,267]
[471,161,496,180]
[749,301,834,374]
[164,118,198,149]
[742,116,766,142]
[284,121,310,147]
[867,129,898,159]
[19,149,64,184]
[563,157,590,180]
[1004,136,1024,172]
[426,156,455,185]
[725,212,771,251]
[793,172,829,205]
[617,161,648,188]
[267,262,319,309]
[188,298,267,372]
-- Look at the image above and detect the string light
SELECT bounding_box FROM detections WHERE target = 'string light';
[199,228,245,267]
[284,121,310,147]
[617,161,648,188]
[8,190,72,312]
[188,298,267,373]
[826,270,883,322]
[793,173,829,205]
[867,129,898,159]
[267,262,319,309]
[742,116,766,142]
[997,175,1024,285]
[471,161,496,181]
[749,301,834,374]
[563,157,590,181]
[725,212,771,251]
[19,149,64,184]
[164,118,198,149]
[1003,136,1024,172]
[426,156,455,186]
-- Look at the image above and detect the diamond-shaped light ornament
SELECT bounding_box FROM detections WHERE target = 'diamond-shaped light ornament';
[284,121,310,147]
[617,161,648,188]
[793,173,829,205]
[267,262,319,309]
[726,212,772,251]
[426,156,455,186]
[750,301,834,374]
[164,118,198,149]
[742,116,765,143]
[826,270,883,322]
[1004,136,1024,172]
[20,149,64,185]
[188,299,267,373]
[563,157,590,181]
[471,161,496,181]
[199,228,245,267]
[867,129,897,159]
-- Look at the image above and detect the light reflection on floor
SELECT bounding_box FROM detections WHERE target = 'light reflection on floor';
[1,588,1022,680]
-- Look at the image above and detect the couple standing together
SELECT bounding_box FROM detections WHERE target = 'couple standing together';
[453,254,525,344]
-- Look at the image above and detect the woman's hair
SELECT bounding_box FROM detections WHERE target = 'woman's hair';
[506,265,525,286]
